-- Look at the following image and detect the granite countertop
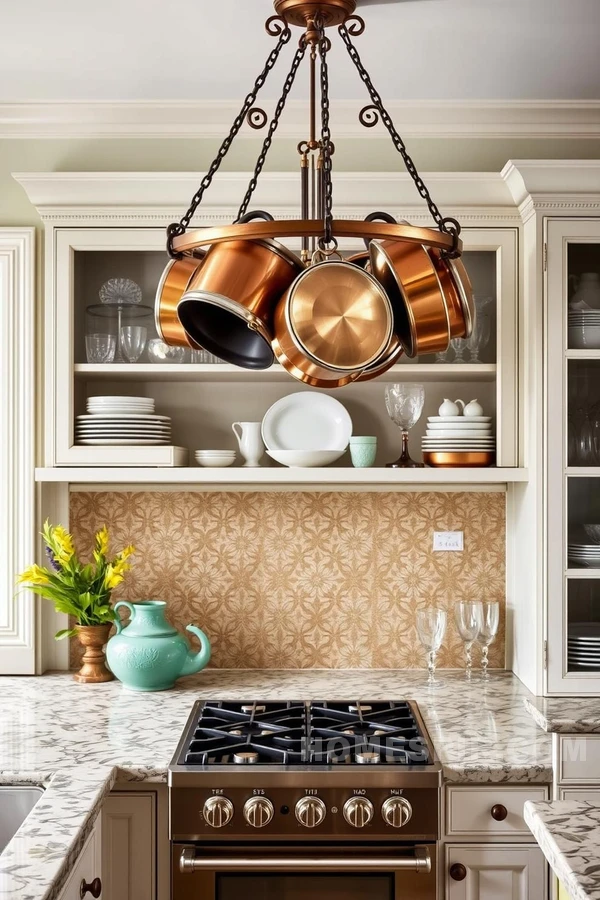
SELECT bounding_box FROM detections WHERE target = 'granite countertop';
[525,696,600,733]
[0,669,552,900]
[525,800,600,900]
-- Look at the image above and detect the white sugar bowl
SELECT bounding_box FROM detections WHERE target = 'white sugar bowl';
[464,399,484,417]
[438,398,465,417]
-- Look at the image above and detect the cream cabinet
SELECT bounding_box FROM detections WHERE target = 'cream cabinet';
[445,844,548,900]
[56,822,102,900]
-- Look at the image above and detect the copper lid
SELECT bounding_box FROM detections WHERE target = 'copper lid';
[286,260,393,371]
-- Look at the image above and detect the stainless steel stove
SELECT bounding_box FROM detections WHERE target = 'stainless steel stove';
[169,700,441,900]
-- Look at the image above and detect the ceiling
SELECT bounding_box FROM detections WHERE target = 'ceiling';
[1,0,600,103]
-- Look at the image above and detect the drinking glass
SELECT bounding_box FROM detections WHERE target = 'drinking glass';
[416,608,446,682]
[120,325,147,363]
[452,337,469,363]
[454,600,483,679]
[85,333,116,364]
[435,346,452,364]
[477,601,500,679]
[467,311,491,363]
[385,382,425,468]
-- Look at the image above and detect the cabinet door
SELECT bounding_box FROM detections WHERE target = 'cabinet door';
[56,823,101,900]
[0,229,36,673]
[101,792,155,900]
[446,844,547,900]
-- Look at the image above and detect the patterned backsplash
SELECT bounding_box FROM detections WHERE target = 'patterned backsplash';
[69,491,506,670]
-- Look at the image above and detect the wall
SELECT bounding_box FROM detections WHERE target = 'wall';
[69,490,506,670]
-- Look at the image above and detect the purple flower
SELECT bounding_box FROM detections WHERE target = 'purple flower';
[45,546,61,572]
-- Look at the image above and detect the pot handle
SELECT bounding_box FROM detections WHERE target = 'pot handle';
[113,601,135,635]
[236,210,275,224]
[363,211,397,249]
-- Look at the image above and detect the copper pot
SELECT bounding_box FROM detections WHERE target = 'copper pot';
[428,249,474,339]
[176,212,304,370]
[354,333,404,382]
[369,239,450,358]
[155,254,206,348]
[273,259,394,386]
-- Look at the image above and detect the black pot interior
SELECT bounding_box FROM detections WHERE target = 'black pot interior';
[177,299,274,370]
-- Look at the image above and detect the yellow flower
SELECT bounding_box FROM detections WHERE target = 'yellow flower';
[17,564,50,586]
[104,565,125,591]
[95,526,110,557]
[119,544,135,561]
[51,525,75,564]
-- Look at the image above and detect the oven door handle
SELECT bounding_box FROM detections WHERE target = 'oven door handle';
[180,846,431,874]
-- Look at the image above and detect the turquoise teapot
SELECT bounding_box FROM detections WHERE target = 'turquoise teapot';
[106,600,211,691]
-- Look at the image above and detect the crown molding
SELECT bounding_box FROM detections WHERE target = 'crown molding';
[3,100,600,140]
[502,159,600,220]
[13,170,516,215]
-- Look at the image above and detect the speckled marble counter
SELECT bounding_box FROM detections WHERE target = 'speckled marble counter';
[525,696,600,733]
[0,670,551,900]
[525,800,600,900]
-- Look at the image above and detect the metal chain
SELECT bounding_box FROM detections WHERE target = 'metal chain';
[318,24,335,250]
[338,23,461,252]
[236,37,308,222]
[166,25,291,257]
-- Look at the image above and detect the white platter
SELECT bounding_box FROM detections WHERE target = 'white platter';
[87,407,155,415]
[568,660,600,669]
[77,413,170,421]
[428,416,491,423]
[76,439,170,446]
[262,391,352,452]
[426,423,491,431]
[266,449,346,467]
[76,424,171,432]
[423,430,493,439]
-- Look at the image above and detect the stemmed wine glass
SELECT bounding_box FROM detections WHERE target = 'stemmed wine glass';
[416,608,446,683]
[477,601,500,679]
[385,383,425,468]
[120,325,147,363]
[451,338,469,363]
[454,600,483,679]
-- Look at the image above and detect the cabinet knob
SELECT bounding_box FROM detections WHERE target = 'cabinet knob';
[491,803,508,821]
[449,863,467,882]
[80,877,102,899]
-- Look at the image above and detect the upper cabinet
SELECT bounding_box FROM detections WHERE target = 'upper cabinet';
[15,171,522,486]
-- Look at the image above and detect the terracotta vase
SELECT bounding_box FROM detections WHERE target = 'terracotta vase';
[74,624,114,683]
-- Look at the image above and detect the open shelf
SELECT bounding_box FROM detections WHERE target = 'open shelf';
[566,350,600,360]
[35,466,528,486]
[74,363,498,383]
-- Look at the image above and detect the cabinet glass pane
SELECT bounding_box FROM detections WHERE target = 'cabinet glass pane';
[568,361,600,466]
[567,478,600,568]
[567,580,600,673]
[567,243,600,351]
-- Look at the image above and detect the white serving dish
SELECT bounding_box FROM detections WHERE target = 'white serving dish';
[261,391,352,452]
[195,454,236,467]
[77,439,169,446]
[266,449,346,467]
[427,416,491,424]
[76,413,170,421]
[426,422,491,431]
[424,430,493,439]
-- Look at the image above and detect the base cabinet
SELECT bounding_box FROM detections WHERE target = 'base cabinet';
[445,844,548,900]
[57,823,102,900]
[101,792,156,900]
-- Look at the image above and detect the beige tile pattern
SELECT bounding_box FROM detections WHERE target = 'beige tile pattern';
[68,491,506,670]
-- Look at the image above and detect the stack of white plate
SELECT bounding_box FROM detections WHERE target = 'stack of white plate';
[195,450,236,468]
[568,623,600,669]
[422,416,495,453]
[77,397,171,445]
[568,541,600,568]
[568,308,600,349]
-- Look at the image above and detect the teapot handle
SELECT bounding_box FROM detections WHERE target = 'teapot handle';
[113,601,135,635]
[455,399,465,415]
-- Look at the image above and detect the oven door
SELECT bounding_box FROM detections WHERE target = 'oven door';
[172,842,437,900]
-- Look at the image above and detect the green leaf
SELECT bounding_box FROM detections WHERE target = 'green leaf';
[54,628,77,640]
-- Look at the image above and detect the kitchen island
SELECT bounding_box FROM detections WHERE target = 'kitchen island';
[0,670,551,900]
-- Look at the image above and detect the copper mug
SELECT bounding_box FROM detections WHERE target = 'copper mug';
[176,211,304,370]
[273,257,394,387]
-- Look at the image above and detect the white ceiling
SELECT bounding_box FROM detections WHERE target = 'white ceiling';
[1,0,600,102]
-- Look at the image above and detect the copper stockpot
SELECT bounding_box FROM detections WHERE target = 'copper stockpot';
[369,239,451,358]
[272,259,394,387]
[428,249,474,339]
[176,224,304,370]
[155,254,206,348]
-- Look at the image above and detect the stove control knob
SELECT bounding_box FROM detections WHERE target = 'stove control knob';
[381,796,412,829]
[343,796,374,828]
[295,796,326,828]
[203,796,234,828]
[244,796,274,828]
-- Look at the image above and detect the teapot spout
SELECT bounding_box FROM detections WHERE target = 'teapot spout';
[180,624,212,676]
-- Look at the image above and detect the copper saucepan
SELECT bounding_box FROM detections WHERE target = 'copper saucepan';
[176,211,304,370]
[155,254,206,348]
[273,258,394,387]
[428,249,474,339]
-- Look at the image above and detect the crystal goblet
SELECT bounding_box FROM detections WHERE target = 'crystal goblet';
[416,607,446,683]
[385,382,425,468]
[477,601,500,678]
[454,600,483,679]
[452,337,469,363]
[120,326,147,363]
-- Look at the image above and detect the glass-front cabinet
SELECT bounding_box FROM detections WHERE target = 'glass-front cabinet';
[547,219,600,693]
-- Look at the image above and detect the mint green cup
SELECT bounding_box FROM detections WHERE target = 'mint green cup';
[349,436,377,468]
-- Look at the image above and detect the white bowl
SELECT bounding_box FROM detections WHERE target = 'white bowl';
[266,449,346,467]
[195,454,236,467]
[195,450,236,456]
